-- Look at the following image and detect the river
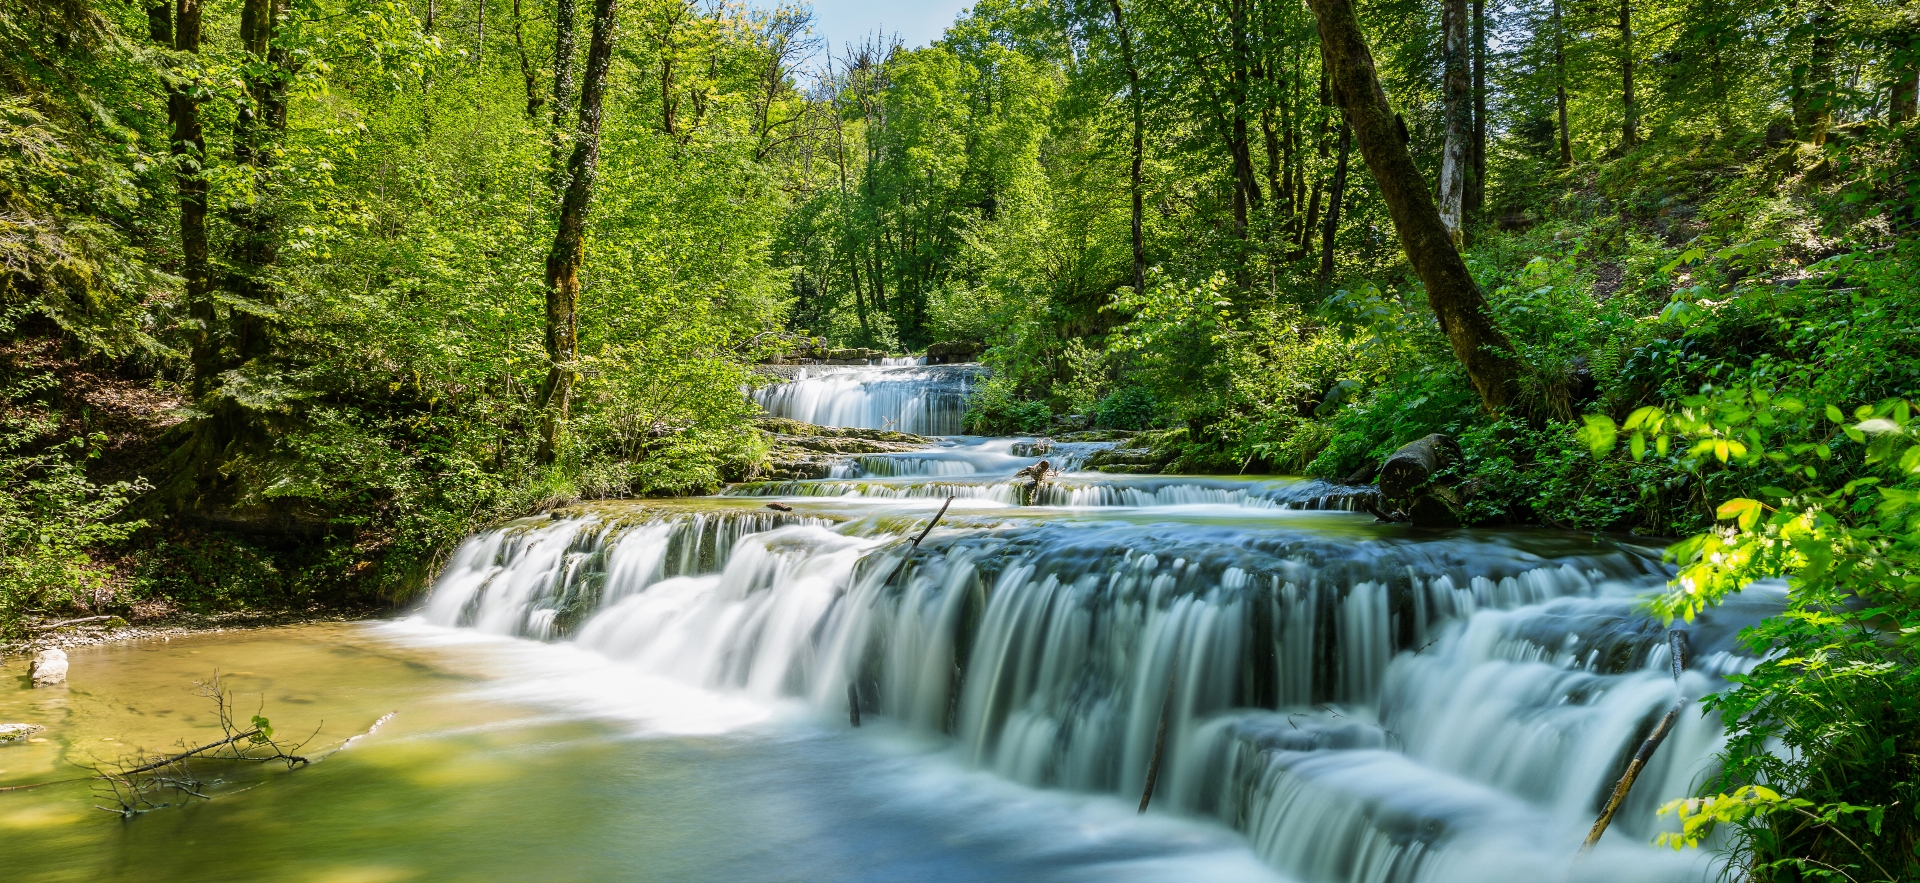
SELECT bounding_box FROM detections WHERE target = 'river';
[2,362,1764,882]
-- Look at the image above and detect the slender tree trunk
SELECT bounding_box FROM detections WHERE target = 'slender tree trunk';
[513,0,543,119]
[1108,0,1146,295]
[549,0,578,198]
[1318,118,1352,283]
[1895,66,1918,123]
[229,0,288,366]
[1299,67,1330,255]
[147,0,170,43]
[168,0,214,394]
[1620,0,1637,148]
[1468,0,1485,218]
[1802,0,1835,144]
[1228,0,1258,248]
[1438,0,1470,245]
[537,0,619,464]
[1554,0,1571,164]
[1304,0,1521,412]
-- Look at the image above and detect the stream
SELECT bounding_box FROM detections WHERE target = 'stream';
[2,362,1766,882]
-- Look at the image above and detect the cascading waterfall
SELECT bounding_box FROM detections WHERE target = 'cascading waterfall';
[419,367,1752,883]
[753,364,983,434]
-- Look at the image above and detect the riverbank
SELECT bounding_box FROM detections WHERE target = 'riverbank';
[1,607,386,660]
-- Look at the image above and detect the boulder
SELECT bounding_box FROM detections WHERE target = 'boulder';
[925,341,983,364]
[29,648,68,687]
[0,723,45,743]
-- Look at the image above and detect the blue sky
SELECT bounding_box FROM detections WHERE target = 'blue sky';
[804,0,973,54]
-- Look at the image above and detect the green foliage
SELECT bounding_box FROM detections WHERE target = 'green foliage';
[1582,389,1920,878]
[1093,386,1159,431]
[0,369,148,630]
[963,373,1052,435]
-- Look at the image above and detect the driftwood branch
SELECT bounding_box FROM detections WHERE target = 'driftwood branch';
[879,495,954,588]
[29,615,120,632]
[1138,673,1176,813]
[1582,629,1689,851]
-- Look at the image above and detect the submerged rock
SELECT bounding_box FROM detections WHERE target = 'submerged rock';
[0,722,45,743]
[29,647,68,687]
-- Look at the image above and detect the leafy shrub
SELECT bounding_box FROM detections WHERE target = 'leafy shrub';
[0,371,147,631]
[1094,386,1160,431]
[963,374,1052,435]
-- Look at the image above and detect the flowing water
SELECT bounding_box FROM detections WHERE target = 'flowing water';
[3,364,1765,882]
[752,362,983,435]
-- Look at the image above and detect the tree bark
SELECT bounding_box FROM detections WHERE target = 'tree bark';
[1553,0,1571,164]
[1895,66,1918,123]
[169,0,213,394]
[1299,66,1330,255]
[1619,0,1637,148]
[513,0,544,119]
[146,0,170,43]
[1438,0,1469,246]
[1108,0,1146,295]
[1468,0,1485,218]
[229,0,288,366]
[537,0,619,464]
[1304,0,1521,412]
[1228,0,1259,247]
[1318,118,1351,283]
[1802,0,1835,144]
[549,0,578,198]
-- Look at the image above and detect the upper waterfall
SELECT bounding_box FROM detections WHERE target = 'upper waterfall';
[753,363,984,435]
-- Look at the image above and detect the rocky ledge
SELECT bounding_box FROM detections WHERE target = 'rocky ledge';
[751,417,938,480]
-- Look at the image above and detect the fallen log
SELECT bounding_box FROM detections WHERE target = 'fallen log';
[1379,433,1460,506]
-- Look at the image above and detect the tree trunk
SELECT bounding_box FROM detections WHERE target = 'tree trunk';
[1468,0,1485,218]
[1318,119,1351,283]
[1438,0,1469,246]
[537,0,619,464]
[1228,0,1258,247]
[1108,0,1146,295]
[1896,66,1918,123]
[229,0,288,367]
[146,0,170,43]
[1802,0,1835,144]
[549,0,578,198]
[1620,0,1637,148]
[170,0,213,394]
[513,0,543,119]
[1304,0,1521,412]
[1554,0,1571,164]
[1298,67,1330,255]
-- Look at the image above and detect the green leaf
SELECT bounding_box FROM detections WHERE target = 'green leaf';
[1577,414,1618,456]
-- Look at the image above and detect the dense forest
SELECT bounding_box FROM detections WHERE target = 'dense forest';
[2,0,1917,875]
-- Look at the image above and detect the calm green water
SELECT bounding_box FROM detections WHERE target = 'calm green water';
[0,624,1280,883]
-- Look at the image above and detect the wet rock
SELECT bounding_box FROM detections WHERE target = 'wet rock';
[29,648,68,687]
[924,341,983,364]
[0,723,45,743]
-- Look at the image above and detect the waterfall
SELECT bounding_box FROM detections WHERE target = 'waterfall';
[418,368,1752,883]
[753,364,983,434]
